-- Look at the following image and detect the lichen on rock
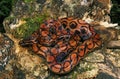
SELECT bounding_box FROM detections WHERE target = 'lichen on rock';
[1,0,120,79]
[0,33,14,71]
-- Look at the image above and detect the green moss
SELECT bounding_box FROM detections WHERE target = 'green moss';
[71,72,78,79]
[14,14,48,38]
[77,62,95,74]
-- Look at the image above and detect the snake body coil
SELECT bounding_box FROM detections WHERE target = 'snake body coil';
[19,17,102,74]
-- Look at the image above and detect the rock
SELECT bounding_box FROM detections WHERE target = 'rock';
[84,50,104,63]
[106,49,120,67]
[3,0,112,37]
[95,72,116,79]
[77,61,99,79]
[0,70,14,79]
[1,0,120,79]
[0,33,14,78]
[0,33,14,71]
[107,40,120,49]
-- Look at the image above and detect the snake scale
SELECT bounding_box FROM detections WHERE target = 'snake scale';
[19,17,102,74]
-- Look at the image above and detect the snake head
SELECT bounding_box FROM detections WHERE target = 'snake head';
[79,25,92,40]
[19,32,38,47]
[19,36,38,47]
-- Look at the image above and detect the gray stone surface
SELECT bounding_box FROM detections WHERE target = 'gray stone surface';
[1,0,120,79]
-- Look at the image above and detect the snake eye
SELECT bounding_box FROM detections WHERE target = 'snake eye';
[30,36,35,40]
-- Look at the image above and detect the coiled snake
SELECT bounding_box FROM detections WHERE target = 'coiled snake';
[19,17,102,74]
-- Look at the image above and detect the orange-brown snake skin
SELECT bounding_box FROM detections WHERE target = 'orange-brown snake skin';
[19,17,102,74]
